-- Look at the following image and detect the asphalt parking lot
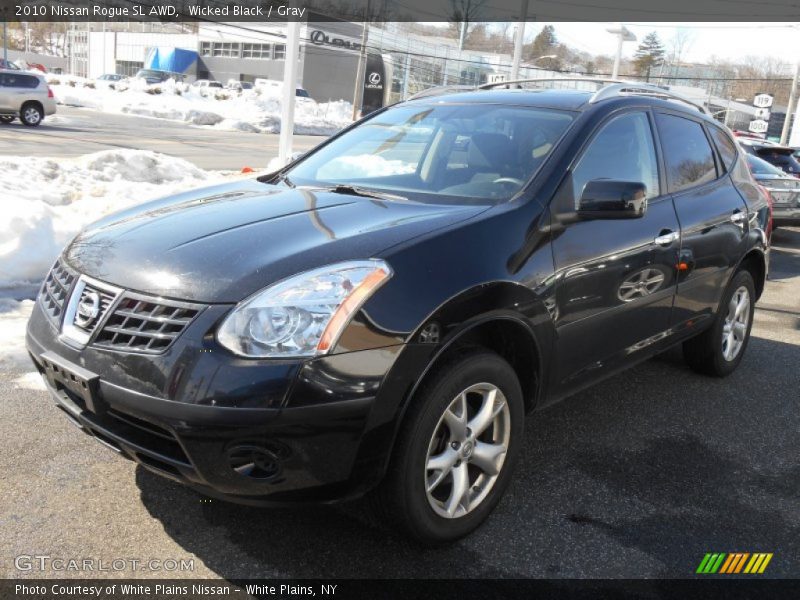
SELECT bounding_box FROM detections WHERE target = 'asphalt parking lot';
[0,106,323,170]
[1,224,798,580]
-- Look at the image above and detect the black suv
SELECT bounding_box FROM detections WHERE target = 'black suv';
[26,80,769,543]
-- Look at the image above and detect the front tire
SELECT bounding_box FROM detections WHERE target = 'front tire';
[20,103,43,127]
[376,349,524,544]
[683,269,755,377]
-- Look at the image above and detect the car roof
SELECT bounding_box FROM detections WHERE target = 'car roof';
[408,88,594,111]
[0,68,45,78]
[404,86,716,122]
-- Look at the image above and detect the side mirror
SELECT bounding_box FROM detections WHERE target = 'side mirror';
[290,151,306,162]
[578,180,648,219]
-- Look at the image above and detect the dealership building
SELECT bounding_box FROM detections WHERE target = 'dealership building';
[65,20,517,104]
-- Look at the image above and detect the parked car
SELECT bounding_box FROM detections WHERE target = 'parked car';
[746,154,800,227]
[225,80,254,93]
[26,81,769,543]
[192,79,224,97]
[132,69,184,86]
[94,73,125,89]
[254,78,313,100]
[738,138,800,178]
[0,59,20,70]
[0,69,56,126]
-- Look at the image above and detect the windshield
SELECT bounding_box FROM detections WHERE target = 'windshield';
[283,103,575,205]
[747,154,786,176]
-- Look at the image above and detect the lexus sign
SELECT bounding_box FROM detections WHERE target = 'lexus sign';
[309,30,362,52]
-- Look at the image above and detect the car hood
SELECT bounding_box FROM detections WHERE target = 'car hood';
[64,179,486,303]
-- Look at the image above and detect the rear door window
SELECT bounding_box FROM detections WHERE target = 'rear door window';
[708,126,738,172]
[656,113,718,193]
[0,73,39,88]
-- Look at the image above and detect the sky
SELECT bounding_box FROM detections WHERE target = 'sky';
[427,22,800,65]
[548,23,800,64]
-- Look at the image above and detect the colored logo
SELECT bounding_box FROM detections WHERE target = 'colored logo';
[696,552,773,574]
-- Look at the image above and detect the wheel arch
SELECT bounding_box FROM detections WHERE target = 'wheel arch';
[735,247,767,300]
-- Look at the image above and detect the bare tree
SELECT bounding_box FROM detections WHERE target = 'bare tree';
[447,0,488,48]
[664,27,694,80]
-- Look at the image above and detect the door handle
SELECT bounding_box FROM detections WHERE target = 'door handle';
[654,231,679,246]
[730,211,747,225]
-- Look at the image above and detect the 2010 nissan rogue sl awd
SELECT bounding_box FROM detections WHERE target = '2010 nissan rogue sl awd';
[27,81,769,543]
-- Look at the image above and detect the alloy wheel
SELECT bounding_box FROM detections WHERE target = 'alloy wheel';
[23,107,41,125]
[424,383,510,519]
[722,285,750,361]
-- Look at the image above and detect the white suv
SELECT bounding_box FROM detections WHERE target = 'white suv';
[0,69,57,127]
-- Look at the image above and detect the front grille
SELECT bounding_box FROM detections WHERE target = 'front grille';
[72,284,117,334]
[40,260,75,322]
[93,295,202,353]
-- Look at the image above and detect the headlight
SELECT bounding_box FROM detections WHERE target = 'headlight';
[217,260,392,358]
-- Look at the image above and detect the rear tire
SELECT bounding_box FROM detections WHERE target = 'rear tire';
[20,103,43,127]
[683,269,755,377]
[373,349,524,544]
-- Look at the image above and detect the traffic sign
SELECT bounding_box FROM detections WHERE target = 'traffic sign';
[748,119,769,134]
[753,93,774,109]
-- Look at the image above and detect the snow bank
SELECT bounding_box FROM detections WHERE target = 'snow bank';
[0,150,217,289]
[0,299,35,370]
[48,75,353,136]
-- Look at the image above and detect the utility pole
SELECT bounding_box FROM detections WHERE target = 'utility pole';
[278,18,301,165]
[510,0,529,82]
[351,1,370,121]
[607,24,636,80]
[780,58,799,146]
[3,21,7,63]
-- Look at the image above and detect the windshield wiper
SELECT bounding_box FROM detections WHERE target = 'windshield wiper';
[327,184,407,202]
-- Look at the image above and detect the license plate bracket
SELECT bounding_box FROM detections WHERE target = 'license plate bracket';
[40,351,104,414]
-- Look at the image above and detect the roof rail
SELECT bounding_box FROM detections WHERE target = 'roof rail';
[478,77,625,90]
[590,82,708,114]
[477,76,708,114]
[406,85,475,101]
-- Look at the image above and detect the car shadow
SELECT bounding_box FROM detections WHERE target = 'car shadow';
[768,226,800,283]
[136,334,800,579]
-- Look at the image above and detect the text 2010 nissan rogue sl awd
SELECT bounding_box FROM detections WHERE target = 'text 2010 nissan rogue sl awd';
[27,80,769,543]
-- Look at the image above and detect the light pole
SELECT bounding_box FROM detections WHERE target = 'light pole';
[509,0,529,82]
[780,57,799,146]
[278,18,301,165]
[351,1,370,121]
[607,24,636,79]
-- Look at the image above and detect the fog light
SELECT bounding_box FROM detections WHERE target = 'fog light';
[227,445,282,480]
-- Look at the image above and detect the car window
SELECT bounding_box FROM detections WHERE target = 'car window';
[656,113,717,193]
[284,103,575,205]
[708,126,738,172]
[570,112,660,207]
[0,73,39,88]
[746,155,785,176]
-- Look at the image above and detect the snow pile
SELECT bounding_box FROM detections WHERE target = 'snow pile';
[48,75,353,136]
[0,150,217,289]
[0,299,35,370]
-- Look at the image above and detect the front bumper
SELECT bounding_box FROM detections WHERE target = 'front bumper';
[26,297,406,505]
